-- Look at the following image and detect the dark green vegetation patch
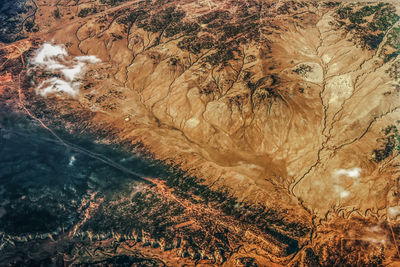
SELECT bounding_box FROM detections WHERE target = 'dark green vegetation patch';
[372,124,400,163]
[334,3,399,50]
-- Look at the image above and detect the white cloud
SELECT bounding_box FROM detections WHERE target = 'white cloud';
[388,206,400,218]
[331,167,361,199]
[334,185,350,199]
[31,43,100,98]
[61,62,86,81]
[32,43,67,67]
[36,77,81,98]
[68,155,76,166]
[339,189,350,198]
[333,167,361,179]
[364,225,387,244]
[74,55,101,64]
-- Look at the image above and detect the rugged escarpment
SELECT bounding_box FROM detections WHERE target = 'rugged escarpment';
[1,0,400,265]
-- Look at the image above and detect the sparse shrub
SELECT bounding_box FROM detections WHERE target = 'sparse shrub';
[53,9,60,19]
[293,64,312,76]
[78,7,97,18]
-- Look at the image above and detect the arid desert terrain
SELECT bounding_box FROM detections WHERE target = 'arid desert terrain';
[0,0,400,265]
